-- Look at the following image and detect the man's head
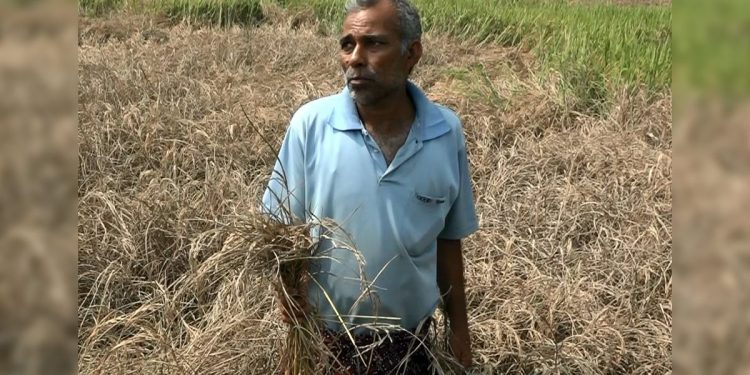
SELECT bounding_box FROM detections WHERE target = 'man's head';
[340,0,423,107]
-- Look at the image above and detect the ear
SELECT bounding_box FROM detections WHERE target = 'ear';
[405,40,423,72]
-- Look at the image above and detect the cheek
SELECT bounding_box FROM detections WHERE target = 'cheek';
[372,57,393,74]
[381,61,405,79]
[379,54,406,74]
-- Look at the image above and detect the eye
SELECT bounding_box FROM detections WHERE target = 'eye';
[370,38,387,47]
[340,40,354,51]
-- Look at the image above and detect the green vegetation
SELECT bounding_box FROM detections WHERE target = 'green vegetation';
[163,0,264,26]
[293,0,671,100]
[80,0,126,16]
[78,0,671,111]
[675,0,749,98]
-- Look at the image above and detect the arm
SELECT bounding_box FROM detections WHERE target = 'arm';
[262,111,307,224]
[436,115,478,367]
[437,238,473,368]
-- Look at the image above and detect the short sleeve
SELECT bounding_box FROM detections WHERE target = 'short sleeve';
[438,132,479,240]
[261,115,306,224]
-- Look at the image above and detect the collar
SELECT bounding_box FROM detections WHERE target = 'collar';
[328,81,451,141]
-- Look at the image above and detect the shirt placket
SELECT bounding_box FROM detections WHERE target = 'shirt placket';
[360,117,423,183]
[383,128,422,180]
[360,128,387,180]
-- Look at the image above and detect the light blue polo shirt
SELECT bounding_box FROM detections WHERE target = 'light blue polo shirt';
[262,81,478,333]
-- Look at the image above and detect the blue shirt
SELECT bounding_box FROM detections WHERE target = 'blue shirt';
[262,81,479,333]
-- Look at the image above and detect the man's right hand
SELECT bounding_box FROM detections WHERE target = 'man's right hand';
[277,288,310,324]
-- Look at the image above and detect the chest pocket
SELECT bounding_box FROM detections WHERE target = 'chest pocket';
[396,189,450,258]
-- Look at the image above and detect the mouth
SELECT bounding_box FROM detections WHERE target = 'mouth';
[347,77,371,84]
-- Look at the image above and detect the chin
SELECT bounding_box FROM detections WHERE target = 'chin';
[349,90,378,106]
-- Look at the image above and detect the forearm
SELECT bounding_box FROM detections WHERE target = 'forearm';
[436,239,469,333]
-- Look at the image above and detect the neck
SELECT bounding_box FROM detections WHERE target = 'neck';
[356,84,415,133]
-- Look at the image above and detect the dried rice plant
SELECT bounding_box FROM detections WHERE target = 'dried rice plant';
[223,213,324,375]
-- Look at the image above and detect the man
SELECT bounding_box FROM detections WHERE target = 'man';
[262,0,478,372]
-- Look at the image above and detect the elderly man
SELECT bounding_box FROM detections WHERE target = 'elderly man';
[262,0,478,372]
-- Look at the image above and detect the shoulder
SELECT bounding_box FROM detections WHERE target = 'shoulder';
[434,103,462,130]
[431,103,467,148]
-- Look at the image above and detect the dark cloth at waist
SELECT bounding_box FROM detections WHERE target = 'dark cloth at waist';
[321,318,434,375]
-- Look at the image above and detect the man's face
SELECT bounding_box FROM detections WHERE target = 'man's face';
[339,1,421,107]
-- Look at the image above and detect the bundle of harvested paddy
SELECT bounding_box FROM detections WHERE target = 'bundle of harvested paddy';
[225,212,327,374]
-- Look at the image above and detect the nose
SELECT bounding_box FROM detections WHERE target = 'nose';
[348,43,365,68]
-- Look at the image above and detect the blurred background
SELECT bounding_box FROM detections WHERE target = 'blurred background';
[673,0,750,374]
[0,2,77,374]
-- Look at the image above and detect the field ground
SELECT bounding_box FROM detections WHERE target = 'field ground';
[77,2,672,374]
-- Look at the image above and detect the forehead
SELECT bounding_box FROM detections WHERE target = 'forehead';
[342,1,400,37]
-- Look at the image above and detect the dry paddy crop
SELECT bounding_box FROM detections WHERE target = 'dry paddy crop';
[78,13,672,374]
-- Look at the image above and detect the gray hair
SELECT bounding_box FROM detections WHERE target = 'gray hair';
[344,0,422,54]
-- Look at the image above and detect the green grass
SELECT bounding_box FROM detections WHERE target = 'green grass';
[79,0,265,25]
[78,0,671,111]
[163,0,264,26]
[675,0,750,99]
[291,0,671,112]
[79,0,126,16]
